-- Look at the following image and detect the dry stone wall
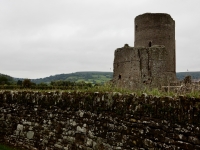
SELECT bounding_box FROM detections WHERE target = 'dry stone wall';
[1,91,200,149]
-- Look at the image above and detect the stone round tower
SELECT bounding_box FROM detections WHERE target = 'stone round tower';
[134,13,175,73]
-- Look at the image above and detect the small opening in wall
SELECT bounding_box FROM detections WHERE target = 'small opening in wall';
[118,74,121,80]
[135,25,138,31]
[149,41,152,47]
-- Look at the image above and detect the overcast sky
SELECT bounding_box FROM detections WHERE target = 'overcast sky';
[0,0,200,79]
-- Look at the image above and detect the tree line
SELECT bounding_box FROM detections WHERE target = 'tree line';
[0,74,94,90]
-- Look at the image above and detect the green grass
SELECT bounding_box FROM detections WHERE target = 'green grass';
[64,75,111,85]
[76,79,85,82]
[78,84,200,98]
[1,83,200,98]
[0,144,22,150]
[91,75,99,78]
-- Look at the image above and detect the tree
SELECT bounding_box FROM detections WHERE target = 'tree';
[17,80,23,86]
[37,82,48,86]
[0,76,9,85]
[23,79,32,88]
[183,76,192,85]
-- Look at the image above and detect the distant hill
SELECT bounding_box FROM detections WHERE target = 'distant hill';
[30,71,200,84]
[29,72,113,84]
[176,71,200,80]
[10,71,200,85]
[0,73,15,85]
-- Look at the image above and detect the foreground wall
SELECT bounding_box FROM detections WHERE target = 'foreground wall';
[1,91,200,149]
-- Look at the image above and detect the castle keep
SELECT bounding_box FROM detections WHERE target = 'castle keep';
[113,13,176,89]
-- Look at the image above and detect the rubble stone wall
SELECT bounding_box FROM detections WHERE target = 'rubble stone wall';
[1,91,200,149]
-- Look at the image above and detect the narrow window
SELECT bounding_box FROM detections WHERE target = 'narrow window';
[118,74,121,80]
[135,25,138,31]
[149,41,152,47]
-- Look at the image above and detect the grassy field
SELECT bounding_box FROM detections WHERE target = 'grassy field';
[0,144,22,150]
[67,74,111,84]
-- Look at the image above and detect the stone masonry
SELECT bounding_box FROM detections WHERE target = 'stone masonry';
[113,13,176,89]
[1,91,200,149]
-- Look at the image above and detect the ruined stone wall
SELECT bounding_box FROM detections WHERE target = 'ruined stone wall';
[113,45,176,89]
[134,13,176,73]
[1,91,200,149]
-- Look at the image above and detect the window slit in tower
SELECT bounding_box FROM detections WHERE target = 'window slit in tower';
[118,74,121,80]
[149,41,152,47]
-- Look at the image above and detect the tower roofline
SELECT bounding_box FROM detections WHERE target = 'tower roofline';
[135,13,174,21]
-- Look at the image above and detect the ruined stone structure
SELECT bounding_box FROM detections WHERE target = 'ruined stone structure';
[113,13,176,89]
[1,91,200,149]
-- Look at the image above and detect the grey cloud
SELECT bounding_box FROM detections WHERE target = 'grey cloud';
[0,0,200,78]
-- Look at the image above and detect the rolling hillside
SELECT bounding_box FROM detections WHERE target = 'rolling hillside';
[6,71,200,85]
[176,71,200,80]
[30,71,200,84]
[0,73,15,85]
[30,72,113,84]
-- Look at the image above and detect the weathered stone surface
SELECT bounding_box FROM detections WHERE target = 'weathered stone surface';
[17,124,23,131]
[188,136,200,145]
[85,138,93,147]
[113,13,176,90]
[0,114,5,121]
[27,131,34,139]
[173,141,194,149]
[1,91,200,149]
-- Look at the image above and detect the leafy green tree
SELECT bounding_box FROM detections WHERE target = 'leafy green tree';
[37,82,48,86]
[23,79,32,88]
[17,80,23,86]
[0,74,16,85]
[0,76,9,85]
